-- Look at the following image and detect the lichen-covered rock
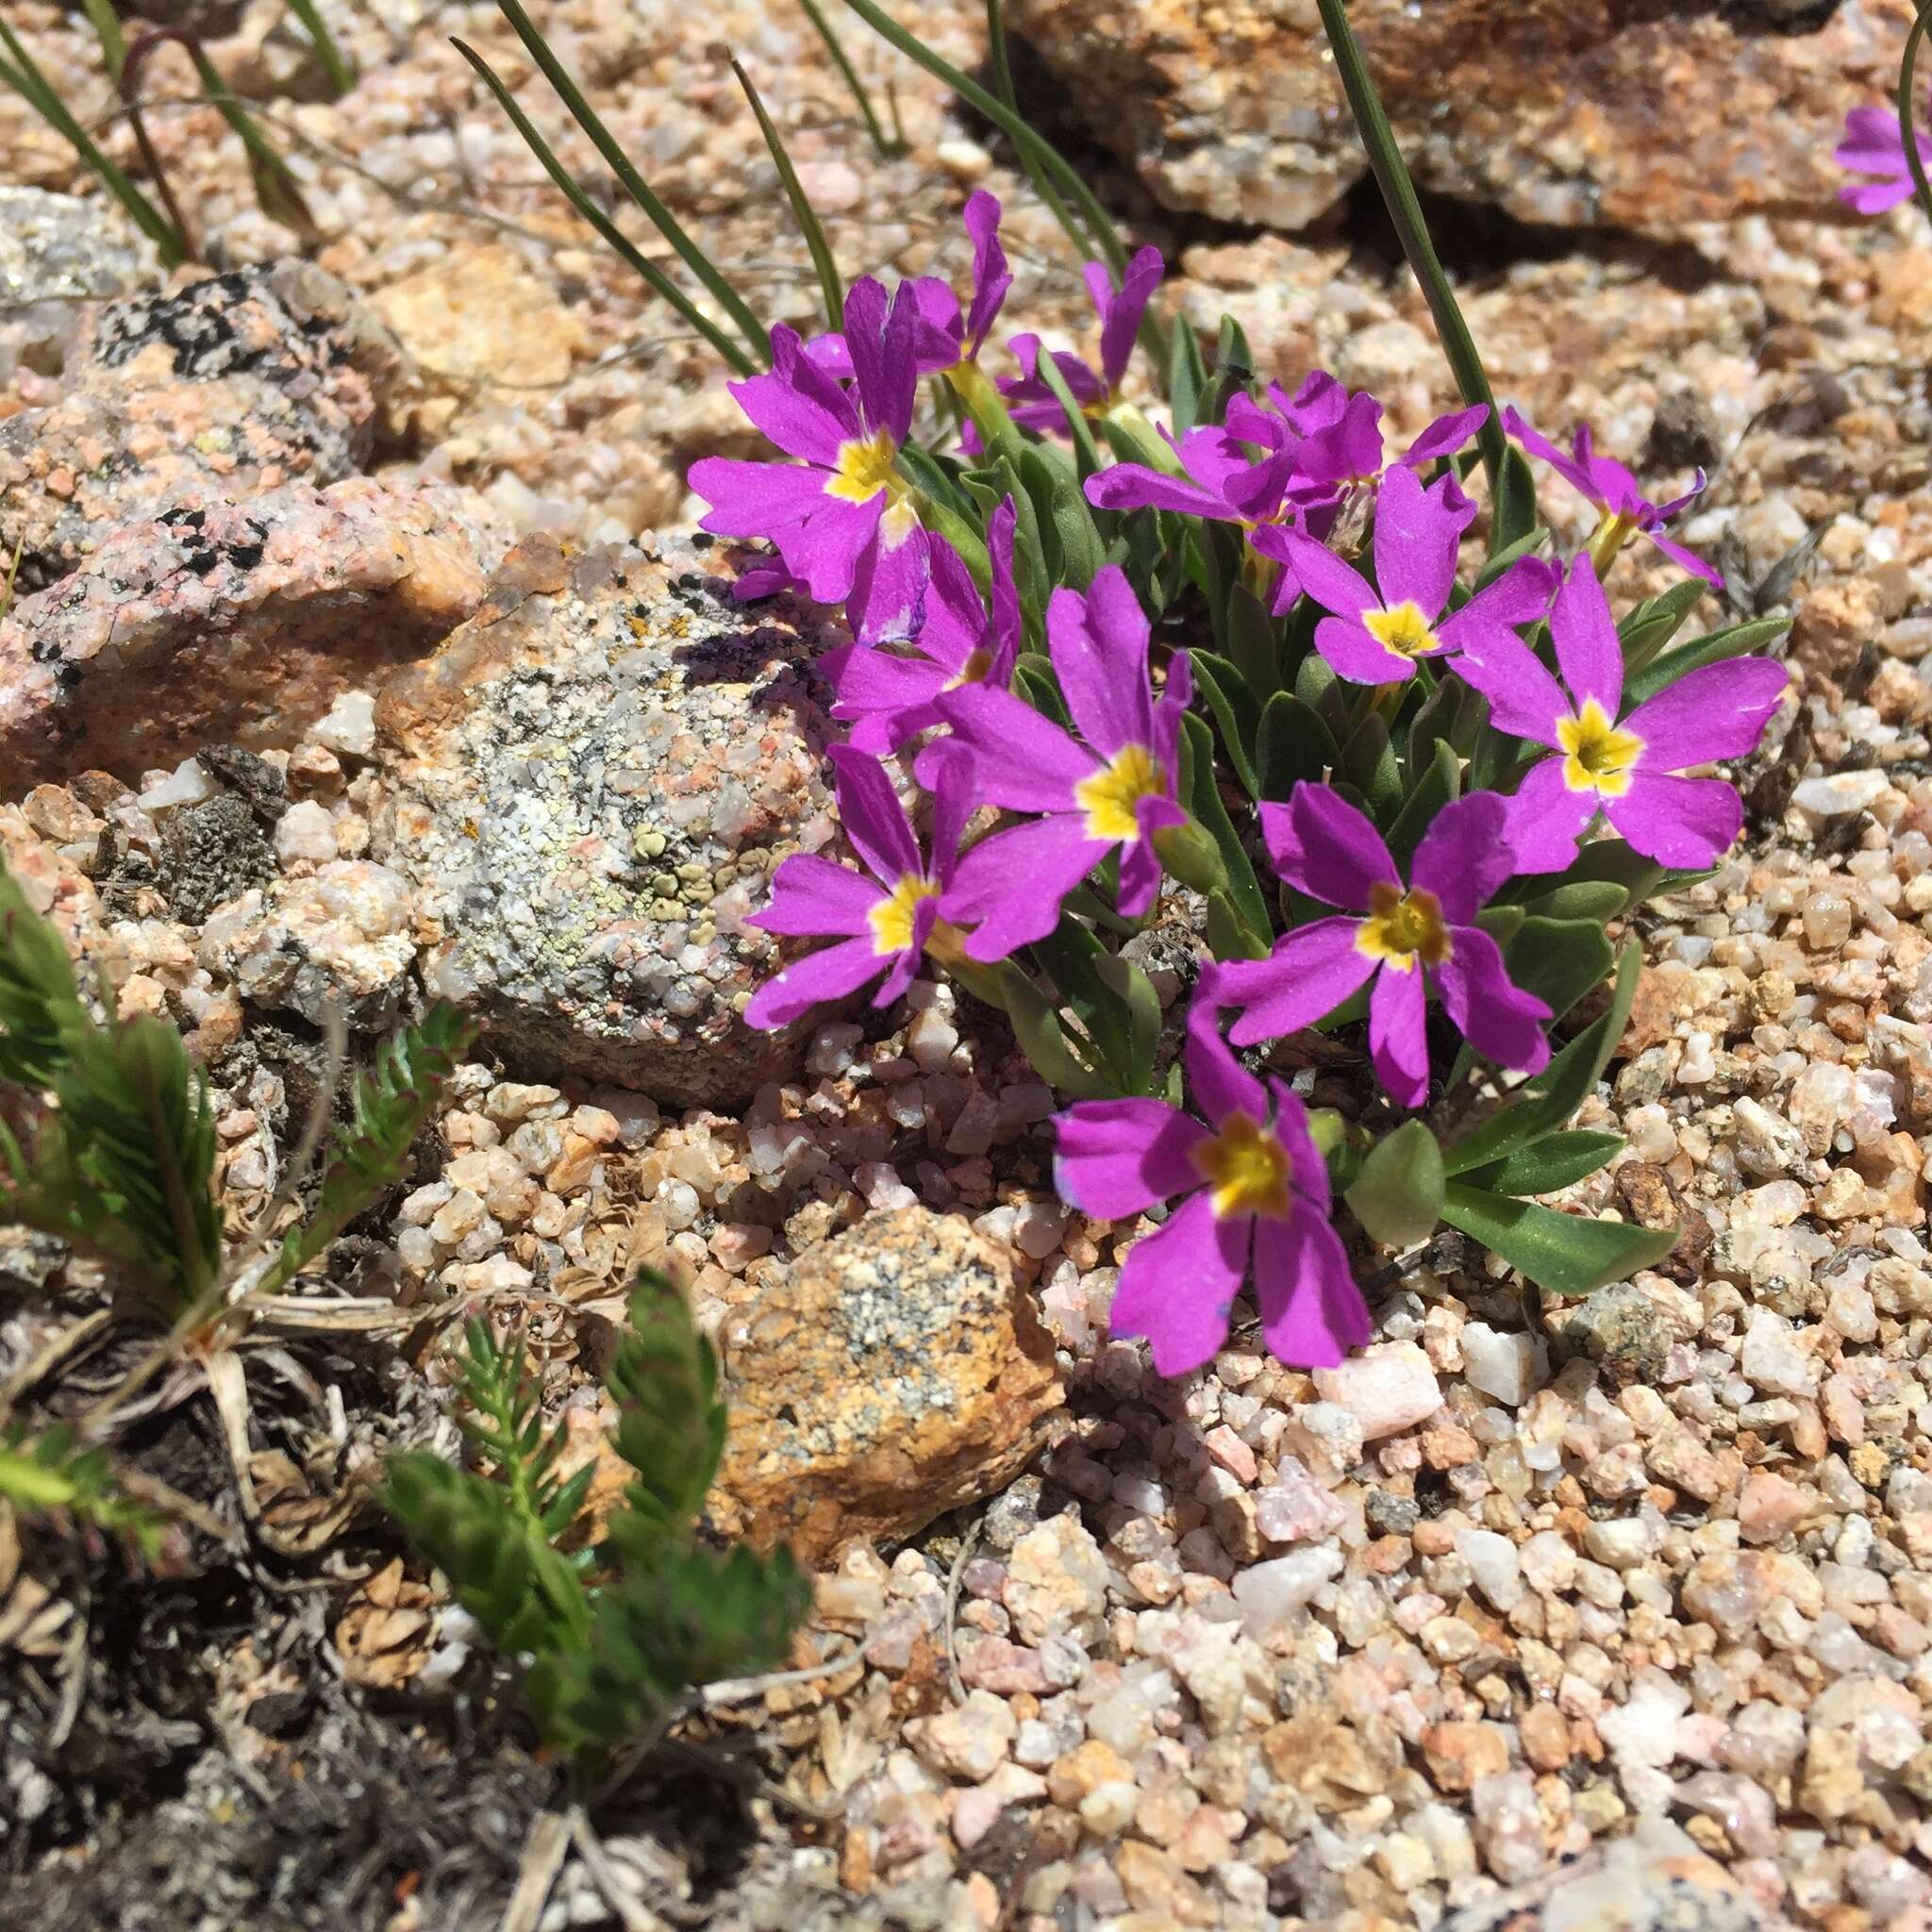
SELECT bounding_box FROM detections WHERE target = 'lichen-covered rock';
[708,1206,1064,1565]
[374,532,850,1108]
[0,260,406,583]
[1007,0,1912,236]
[0,479,504,786]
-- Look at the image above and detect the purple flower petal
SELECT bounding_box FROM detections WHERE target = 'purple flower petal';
[1368,962,1429,1109]
[1501,406,1600,508]
[1371,463,1462,620]
[1622,656,1789,771]
[827,650,945,755]
[921,739,978,891]
[1270,1080,1333,1216]
[1439,555,1557,642]
[848,518,931,646]
[1282,531,1379,625]
[1087,463,1234,519]
[1605,772,1742,869]
[1274,370,1347,435]
[938,684,1097,813]
[1220,918,1376,1046]
[1183,983,1270,1127]
[1434,924,1551,1076]
[1260,784,1399,911]
[1503,758,1597,874]
[1254,1211,1371,1369]
[743,934,884,1030]
[1549,558,1624,716]
[1054,1098,1211,1218]
[1450,627,1571,747]
[690,456,833,548]
[1295,391,1385,490]
[728,325,859,463]
[1048,568,1157,758]
[1093,245,1164,393]
[827,742,923,889]
[1645,527,1726,588]
[1110,1191,1247,1377]
[961,191,1012,356]
[842,276,916,446]
[1402,404,1491,469]
[1408,791,1516,925]
[906,277,965,373]
[751,853,883,938]
[945,813,1107,959]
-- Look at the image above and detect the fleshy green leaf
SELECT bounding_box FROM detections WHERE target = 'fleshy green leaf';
[1441,1183,1678,1297]
[1180,711,1270,939]
[1457,1129,1625,1197]
[1257,692,1341,802]
[1502,915,1614,1025]
[1622,613,1792,710]
[1345,1120,1444,1246]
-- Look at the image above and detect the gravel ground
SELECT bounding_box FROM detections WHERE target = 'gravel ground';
[8,2,1932,1928]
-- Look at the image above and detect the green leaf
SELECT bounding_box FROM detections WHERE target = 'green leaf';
[1502,915,1614,1025]
[1457,1129,1625,1197]
[1190,650,1262,798]
[1617,577,1707,668]
[1030,352,1106,480]
[1444,943,1641,1176]
[1441,1183,1679,1297]
[1256,692,1341,802]
[259,1003,475,1294]
[1345,1120,1445,1246]
[1168,319,1209,434]
[1094,953,1162,1095]
[1384,738,1460,869]
[1622,613,1792,710]
[1180,711,1270,939]
[1341,713,1403,824]
[1492,445,1539,554]
[1514,878,1630,923]
[608,1270,728,1539]
[1026,444,1106,588]
[1471,525,1549,594]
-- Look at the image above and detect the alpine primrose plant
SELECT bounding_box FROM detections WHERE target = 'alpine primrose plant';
[461,0,1815,1375]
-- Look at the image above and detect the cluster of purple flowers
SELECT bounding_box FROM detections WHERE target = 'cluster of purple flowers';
[690,192,1790,1380]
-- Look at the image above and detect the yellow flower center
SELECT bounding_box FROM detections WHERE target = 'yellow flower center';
[1074,742,1167,843]
[1356,881,1453,974]
[1362,600,1443,660]
[1557,698,1644,798]
[1191,1109,1294,1222]
[826,429,905,506]
[868,873,940,956]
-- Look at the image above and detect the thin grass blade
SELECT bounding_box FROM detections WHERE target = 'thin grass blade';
[453,40,758,376]
[494,0,770,367]
[795,0,903,158]
[283,0,356,99]
[733,58,844,334]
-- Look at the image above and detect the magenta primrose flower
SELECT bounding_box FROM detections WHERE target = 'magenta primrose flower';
[689,276,930,644]
[807,191,1011,379]
[1503,406,1721,587]
[744,743,969,1030]
[824,500,1023,756]
[1001,245,1164,431]
[1837,98,1932,215]
[1453,558,1790,874]
[936,566,1190,959]
[1055,982,1370,1375]
[1214,787,1552,1110]
[1280,464,1556,686]
[1288,380,1490,502]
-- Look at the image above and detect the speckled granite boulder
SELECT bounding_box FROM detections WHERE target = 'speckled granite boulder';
[709,1207,1064,1565]
[374,532,846,1108]
[0,188,158,382]
[1438,1815,1765,1932]
[0,479,505,786]
[1008,0,1912,235]
[0,259,405,584]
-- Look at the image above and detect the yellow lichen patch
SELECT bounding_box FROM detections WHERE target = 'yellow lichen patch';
[1557,699,1643,798]
[1074,743,1166,843]
[1355,881,1452,973]
[1191,1110,1293,1221]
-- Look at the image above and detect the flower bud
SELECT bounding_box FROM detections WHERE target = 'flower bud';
[1151,815,1226,896]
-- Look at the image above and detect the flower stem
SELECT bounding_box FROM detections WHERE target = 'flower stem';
[1900,1,1932,229]
[1311,0,1504,498]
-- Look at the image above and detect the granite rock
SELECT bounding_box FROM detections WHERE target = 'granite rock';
[708,1206,1064,1564]
[0,187,158,383]
[1008,0,1913,236]
[0,260,405,584]
[0,480,504,785]
[375,533,853,1108]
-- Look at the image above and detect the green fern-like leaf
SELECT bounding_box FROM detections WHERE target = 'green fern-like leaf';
[526,1535,808,1757]
[258,1003,475,1294]
[606,1268,727,1539]
[383,1453,592,1657]
[0,1426,165,1557]
[0,865,91,1092]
